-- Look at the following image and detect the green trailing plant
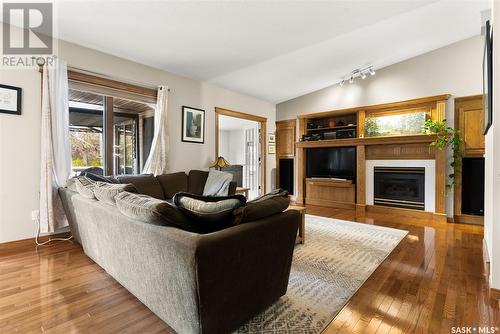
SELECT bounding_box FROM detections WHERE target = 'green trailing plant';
[422,119,464,189]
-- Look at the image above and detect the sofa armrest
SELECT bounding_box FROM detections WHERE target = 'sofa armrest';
[195,210,300,333]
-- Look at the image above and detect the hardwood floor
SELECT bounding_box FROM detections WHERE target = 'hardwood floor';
[0,207,498,333]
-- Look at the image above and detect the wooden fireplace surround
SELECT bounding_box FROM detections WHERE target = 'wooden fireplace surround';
[295,94,450,223]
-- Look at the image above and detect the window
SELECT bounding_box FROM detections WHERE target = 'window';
[69,89,154,176]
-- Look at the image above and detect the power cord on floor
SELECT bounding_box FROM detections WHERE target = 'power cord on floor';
[35,218,73,246]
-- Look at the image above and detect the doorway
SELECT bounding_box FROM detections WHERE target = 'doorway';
[215,108,266,199]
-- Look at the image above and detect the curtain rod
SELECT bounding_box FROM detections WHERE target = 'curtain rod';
[67,66,170,92]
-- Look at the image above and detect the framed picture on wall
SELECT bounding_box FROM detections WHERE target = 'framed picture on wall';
[268,133,276,143]
[182,106,205,143]
[0,84,22,115]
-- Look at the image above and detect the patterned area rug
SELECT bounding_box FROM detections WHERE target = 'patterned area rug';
[236,214,408,333]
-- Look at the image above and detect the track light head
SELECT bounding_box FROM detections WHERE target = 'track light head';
[349,76,354,84]
[360,72,367,79]
[339,79,345,86]
[369,68,376,76]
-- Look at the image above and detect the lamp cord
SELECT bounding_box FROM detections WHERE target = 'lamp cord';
[35,218,73,246]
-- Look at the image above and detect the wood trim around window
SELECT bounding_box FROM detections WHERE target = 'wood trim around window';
[68,70,157,98]
[215,107,267,194]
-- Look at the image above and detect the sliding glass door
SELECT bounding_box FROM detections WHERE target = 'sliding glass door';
[69,89,154,176]
[114,113,139,175]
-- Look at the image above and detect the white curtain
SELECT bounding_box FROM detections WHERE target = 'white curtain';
[143,86,169,175]
[39,59,72,233]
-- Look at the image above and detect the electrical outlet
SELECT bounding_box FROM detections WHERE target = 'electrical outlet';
[31,210,40,221]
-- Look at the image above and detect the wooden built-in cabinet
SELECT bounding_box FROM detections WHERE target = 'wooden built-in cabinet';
[275,119,296,193]
[294,94,451,222]
[276,119,296,158]
[455,96,485,156]
[305,178,355,209]
[454,95,485,225]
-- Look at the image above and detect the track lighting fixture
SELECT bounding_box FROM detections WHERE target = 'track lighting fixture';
[338,65,375,86]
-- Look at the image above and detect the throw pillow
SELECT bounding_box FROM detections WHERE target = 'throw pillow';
[233,189,290,224]
[93,182,137,205]
[74,176,97,199]
[202,170,233,196]
[173,192,246,233]
[115,192,191,228]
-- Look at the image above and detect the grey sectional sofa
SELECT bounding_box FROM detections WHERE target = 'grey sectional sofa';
[59,170,300,334]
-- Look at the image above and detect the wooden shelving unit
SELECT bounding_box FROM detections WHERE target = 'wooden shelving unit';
[292,94,451,222]
[306,124,357,132]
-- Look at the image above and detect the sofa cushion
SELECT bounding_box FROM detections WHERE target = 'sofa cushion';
[74,176,97,199]
[93,182,137,205]
[173,192,246,232]
[156,172,188,199]
[188,170,209,195]
[115,191,191,227]
[116,174,164,199]
[233,189,290,224]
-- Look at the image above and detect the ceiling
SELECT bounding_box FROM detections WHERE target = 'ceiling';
[52,0,489,103]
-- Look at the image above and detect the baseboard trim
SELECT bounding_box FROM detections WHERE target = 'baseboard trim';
[0,232,72,251]
[454,214,484,226]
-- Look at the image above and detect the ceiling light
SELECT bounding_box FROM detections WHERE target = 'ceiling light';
[339,65,375,87]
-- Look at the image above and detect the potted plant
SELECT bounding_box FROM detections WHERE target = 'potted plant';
[423,119,464,189]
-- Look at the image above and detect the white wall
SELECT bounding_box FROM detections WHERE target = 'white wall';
[0,35,276,243]
[0,69,42,243]
[484,0,500,290]
[277,35,484,217]
[277,36,483,120]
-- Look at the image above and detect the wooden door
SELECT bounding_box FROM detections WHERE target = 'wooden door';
[454,95,484,224]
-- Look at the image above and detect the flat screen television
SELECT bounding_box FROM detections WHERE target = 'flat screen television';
[306,147,356,181]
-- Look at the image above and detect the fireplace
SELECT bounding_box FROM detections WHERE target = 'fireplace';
[374,167,425,210]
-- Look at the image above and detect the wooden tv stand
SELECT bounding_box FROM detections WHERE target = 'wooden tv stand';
[305,178,355,209]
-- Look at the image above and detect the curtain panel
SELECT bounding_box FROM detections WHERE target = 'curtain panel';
[143,86,169,175]
[39,59,72,233]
